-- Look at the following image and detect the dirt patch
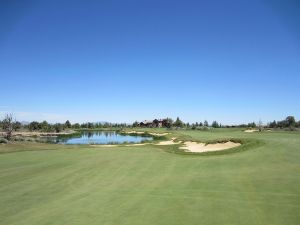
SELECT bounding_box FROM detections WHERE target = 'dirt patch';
[180,141,241,153]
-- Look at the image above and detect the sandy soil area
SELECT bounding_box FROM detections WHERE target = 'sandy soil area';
[155,138,181,145]
[149,132,169,136]
[125,131,145,135]
[90,145,116,147]
[125,143,148,146]
[244,129,259,133]
[180,141,241,153]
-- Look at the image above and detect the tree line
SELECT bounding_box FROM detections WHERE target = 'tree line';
[1,113,300,140]
[267,116,300,129]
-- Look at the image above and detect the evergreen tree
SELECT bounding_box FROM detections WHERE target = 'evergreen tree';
[204,120,209,127]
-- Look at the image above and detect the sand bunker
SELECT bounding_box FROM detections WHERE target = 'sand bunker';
[149,132,169,136]
[125,131,145,134]
[90,145,116,148]
[155,138,181,145]
[124,143,147,146]
[244,129,259,133]
[180,141,241,153]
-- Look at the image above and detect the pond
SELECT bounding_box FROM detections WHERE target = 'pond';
[47,131,153,145]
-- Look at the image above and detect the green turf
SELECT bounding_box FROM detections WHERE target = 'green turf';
[0,129,299,225]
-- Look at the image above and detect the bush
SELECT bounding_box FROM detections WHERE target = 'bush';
[25,137,36,142]
[12,136,25,142]
[0,138,8,144]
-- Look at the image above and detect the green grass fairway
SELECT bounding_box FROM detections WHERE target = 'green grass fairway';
[0,129,300,225]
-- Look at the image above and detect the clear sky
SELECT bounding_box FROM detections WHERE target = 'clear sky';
[0,0,299,124]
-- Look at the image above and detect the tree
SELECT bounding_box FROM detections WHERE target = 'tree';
[28,121,40,131]
[258,119,263,132]
[285,116,296,127]
[248,122,256,128]
[204,120,209,127]
[87,122,94,129]
[40,121,50,132]
[54,123,63,133]
[73,123,80,129]
[211,121,219,128]
[65,120,71,129]
[2,113,15,140]
[269,120,277,128]
[164,118,173,128]
[132,121,139,127]
[13,121,22,131]
[173,117,184,128]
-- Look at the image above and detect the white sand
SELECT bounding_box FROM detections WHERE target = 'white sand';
[244,129,259,133]
[90,145,116,147]
[149,132,170,136]
[155,138,181,145]
[125,131,145,134]
[124,143,148,146]
[180,141,241,153]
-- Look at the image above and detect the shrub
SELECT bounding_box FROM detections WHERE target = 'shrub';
[12,136,25,142]
[0,138,8,144]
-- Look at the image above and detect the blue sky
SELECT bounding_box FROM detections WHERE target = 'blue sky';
[0,0,299,124]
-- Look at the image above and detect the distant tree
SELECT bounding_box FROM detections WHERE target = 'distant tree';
[54,123,63,133]
[164,118,173,128]
[285,116,296,127]
[65,120,71,129]
[204,120,209,127]
[40,121,50,132]
[269,120,277,128]
[199,122,203,126]
[2,113,15,140]
[258,119,263,132]
[211,121,219,128]
[13,121,22,131]
[247,122,256,128]
[173,117,184,128]
[73,123,80,129]
[87,122,94,129]
[28,121,40,131]
[132,121,139,127]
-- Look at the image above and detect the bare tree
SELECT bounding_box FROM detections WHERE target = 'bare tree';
[258,119,263,132]
[2,113,15,140]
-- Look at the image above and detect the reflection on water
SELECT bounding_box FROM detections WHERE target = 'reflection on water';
[50,131,153,145]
